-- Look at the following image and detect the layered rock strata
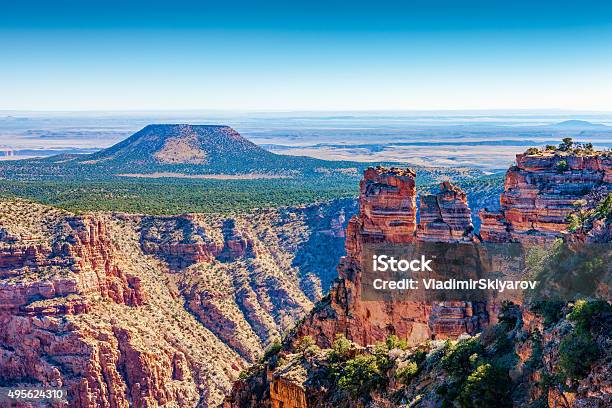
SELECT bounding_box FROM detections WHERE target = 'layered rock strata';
[418,182,484,339]
[480,152,612,243]
[296,167,427,347]
[298,152,612,349]
[417,181,474,242]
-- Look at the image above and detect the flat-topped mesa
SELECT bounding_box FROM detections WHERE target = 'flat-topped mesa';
[480,150,612,243]
[418,181,474,242]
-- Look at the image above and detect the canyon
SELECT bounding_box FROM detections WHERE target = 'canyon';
[0,198,355,407]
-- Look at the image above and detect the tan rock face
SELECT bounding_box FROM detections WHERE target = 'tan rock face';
[480,152,612,243]
[418,181,474,242]
[0,216,145,313]
[270,377,308,408]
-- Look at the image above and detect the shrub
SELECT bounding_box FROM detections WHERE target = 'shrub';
[595,194,612,221]
[525,147,540,155]
[530,301,564,328]
[329,334,353,362]
[558,331,599,380]
[545,145,557,151]
[395,361,419,384]
[440,338,483,378]
[555,160,569,172]
[337,354,385,399]
[498,300,521,330]
[385,334,409,350]
[262,339,282,361]
[458,364,512,408]
[295,335,316,353]
[525,330,544,370]
[567,299,612,335]
[558,137,573,151]
[372,342,393,372]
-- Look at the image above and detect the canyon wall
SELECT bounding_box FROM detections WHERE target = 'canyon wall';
[297,150,612,349]
[0,198,353,407]
[480,151,612,243]
[227,149,611,408]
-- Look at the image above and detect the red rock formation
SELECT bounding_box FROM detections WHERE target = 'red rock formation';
[357,166,417,245]
[417,182,485,339]
[269,376,308,408]
[0,216,145,314]
[297,167,432,347]
[418,181,474,242]
[0,313,202,408]
[480,152,612,243]
[140,215,222,270]
[218,219,255,261]
[0,207,246,407]
[0,244,50,274]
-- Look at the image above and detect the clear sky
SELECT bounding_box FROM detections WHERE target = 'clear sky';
[1,0,612,111]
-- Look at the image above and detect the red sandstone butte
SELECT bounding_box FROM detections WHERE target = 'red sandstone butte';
[480,151,612,243]
[417,182,485,339]
[418,181,474,242]
[297,167,428,347]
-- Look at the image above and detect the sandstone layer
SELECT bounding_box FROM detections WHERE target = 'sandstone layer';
[296,169,484,348]
[480,151,612,243]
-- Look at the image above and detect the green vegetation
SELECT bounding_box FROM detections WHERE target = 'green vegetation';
[558,331,599,380]
[0,178,358,215]
[395,361,418,384]
[295,335,317,353]
[524,138,607,157]
[557,300,610,380]
[530,301,564,328]
[565,193,612,233]
[262,339,283,361]
[558,137,574,151]
[337,354,386,398]
[329,334,353,362]
[0,163,492,215]
[555,159,568,172]
[458,363,512,408]
[567,299,611,334]
[440,337,483,379]
[249,297,609,407]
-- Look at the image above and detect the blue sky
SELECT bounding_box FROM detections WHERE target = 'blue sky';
[1,0,612,111]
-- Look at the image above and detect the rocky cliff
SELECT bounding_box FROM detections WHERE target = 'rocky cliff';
[226,147,611,407]
[0,197,354,407]
[295,168,484,349]
[480,150,612,243]
[417,181,474,242]
[295,168,428,348]
[226,300,611,408]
